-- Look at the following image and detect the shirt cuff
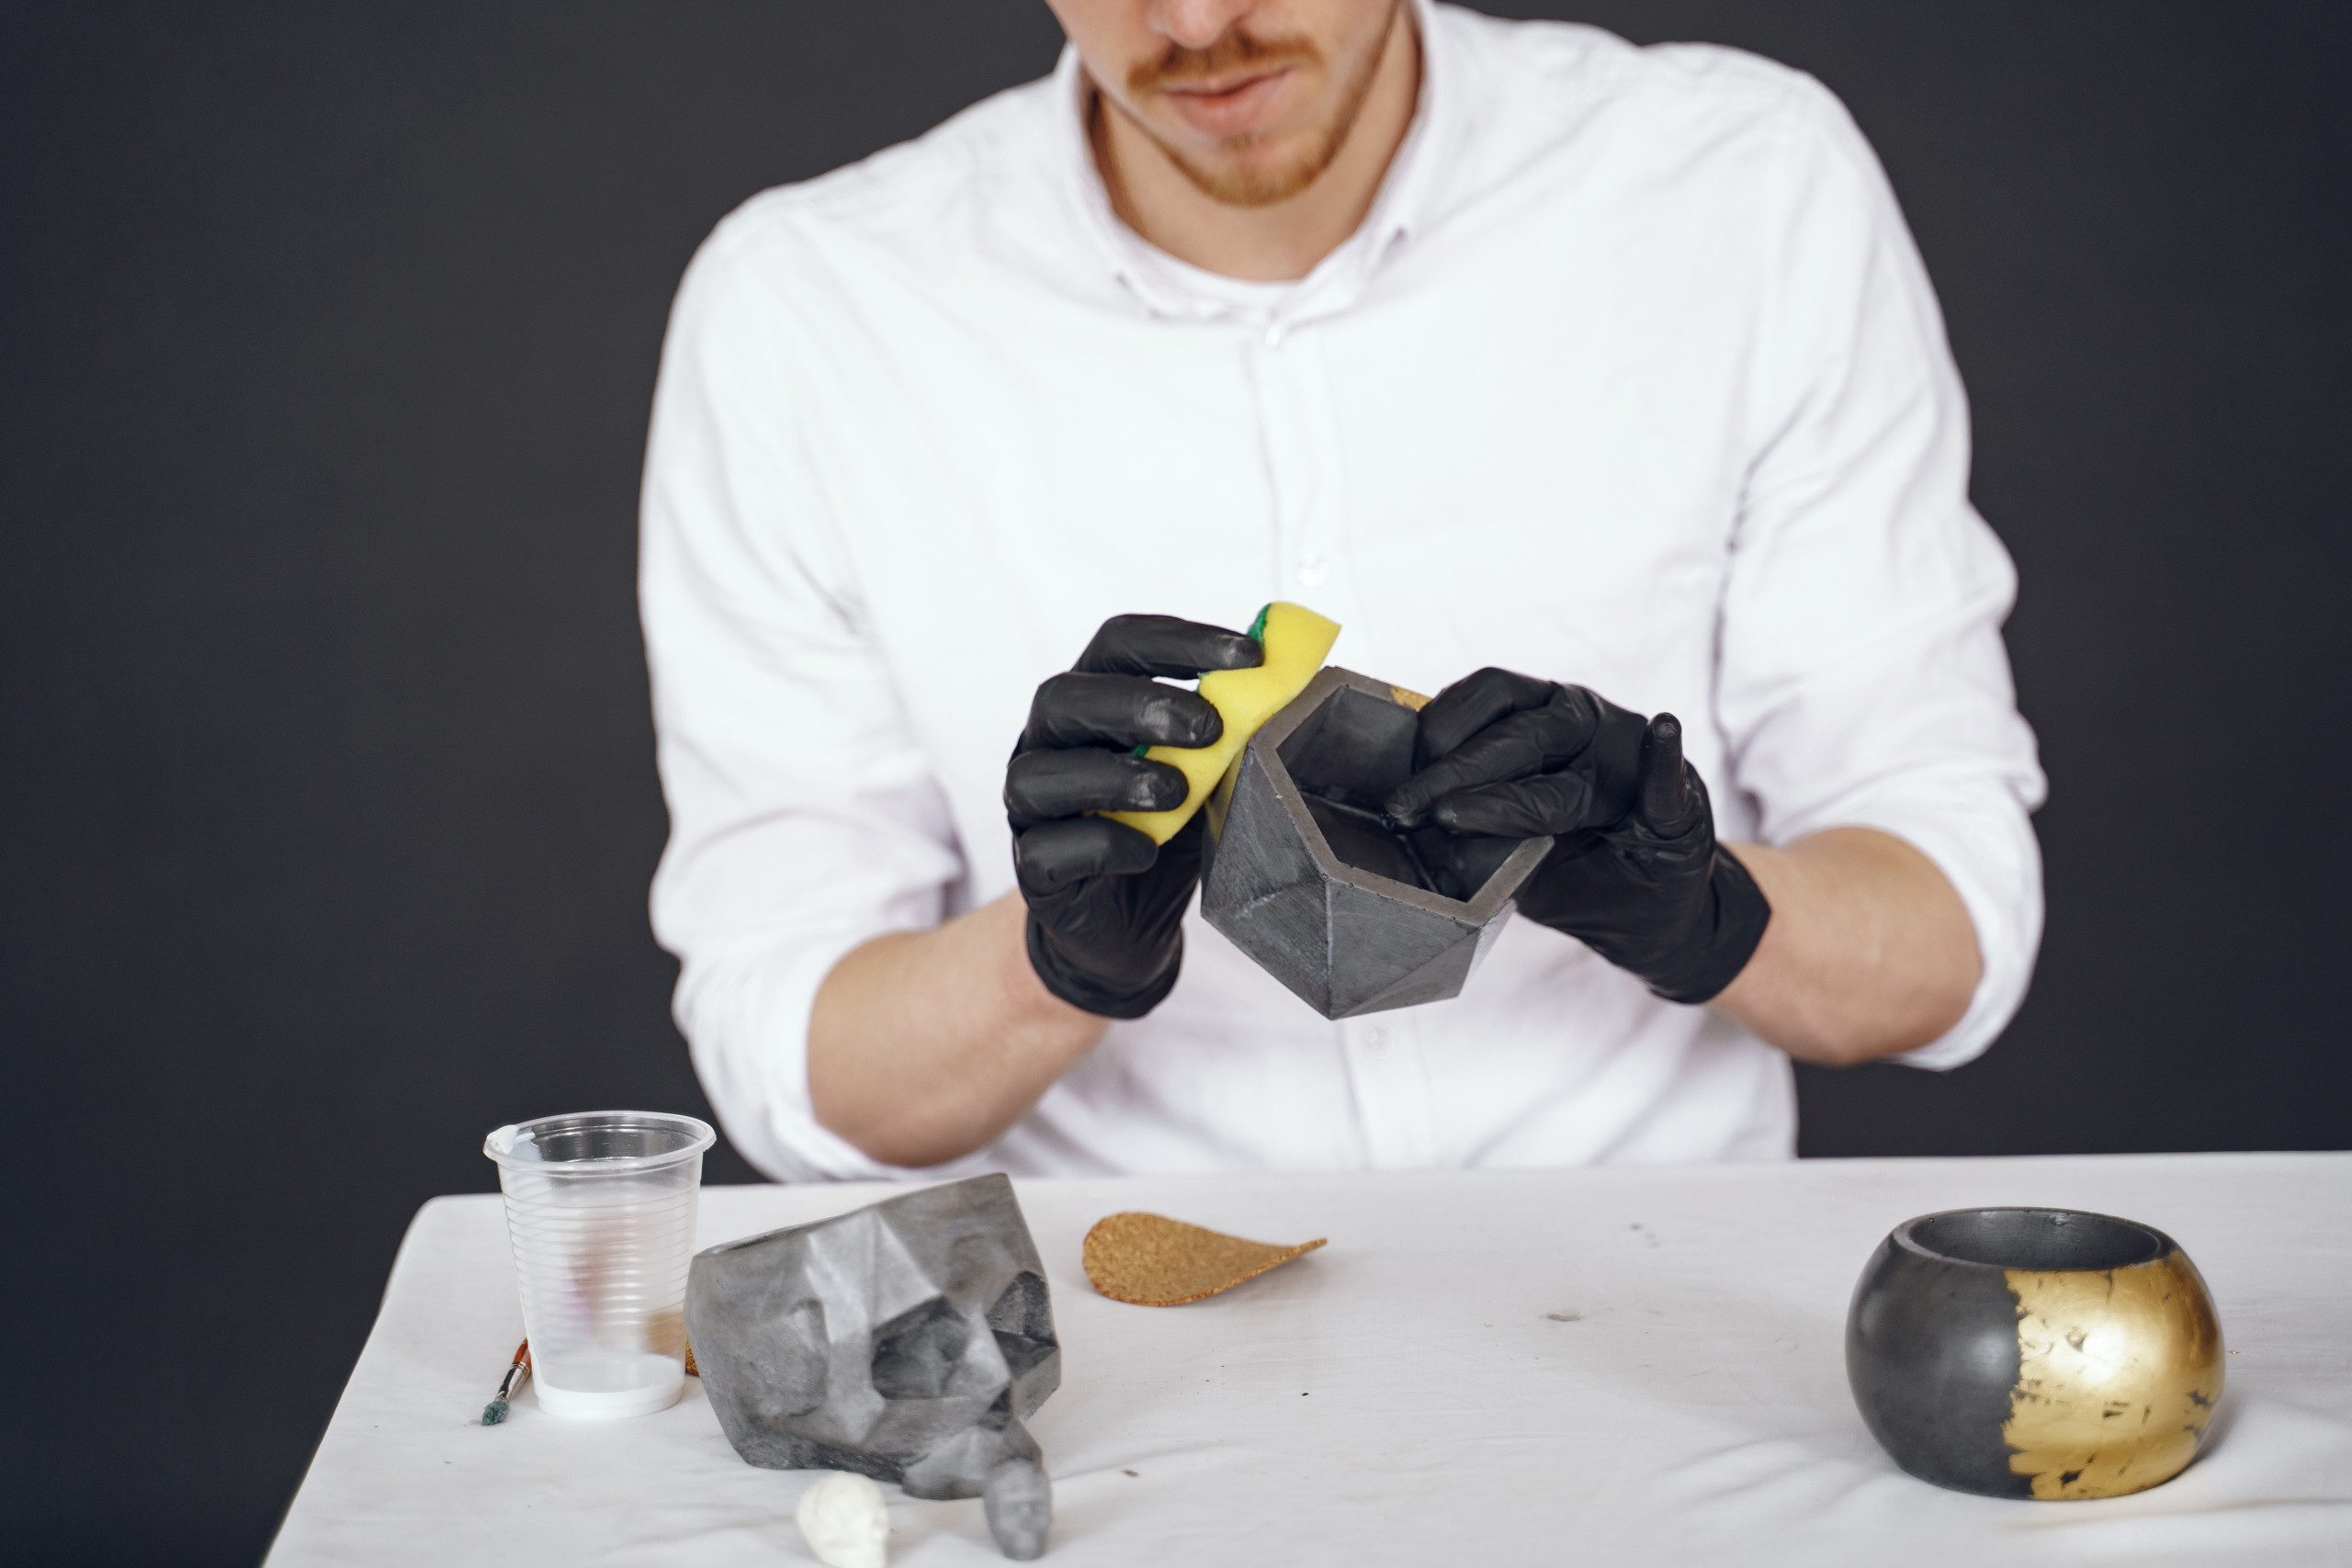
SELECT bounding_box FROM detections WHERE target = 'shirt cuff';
[679,924,979,1182]
[1782,792,2043,1072]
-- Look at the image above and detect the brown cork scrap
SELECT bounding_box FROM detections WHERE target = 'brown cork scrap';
[1082,1212,1327,1306]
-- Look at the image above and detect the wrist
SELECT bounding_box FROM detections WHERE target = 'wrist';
[1645,849,1773,1005]
[980,892,1105,1030]
[1023,914,1182,1020]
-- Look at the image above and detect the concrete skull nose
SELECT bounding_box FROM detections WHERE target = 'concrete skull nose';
[868,1294,999,1399]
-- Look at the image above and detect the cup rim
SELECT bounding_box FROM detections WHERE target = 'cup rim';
[482,1110,716,1175]
[1892,1206,2174,1272]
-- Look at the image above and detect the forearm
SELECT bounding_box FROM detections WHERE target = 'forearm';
[1713,827,1981,1066]
[808,891,1106,1167]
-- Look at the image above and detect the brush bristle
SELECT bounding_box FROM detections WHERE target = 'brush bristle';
[481,1399,508,1426]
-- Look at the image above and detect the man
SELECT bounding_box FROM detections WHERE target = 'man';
[639,0,2044,1181]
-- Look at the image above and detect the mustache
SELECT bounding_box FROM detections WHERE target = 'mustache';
[1127,31,1319,95]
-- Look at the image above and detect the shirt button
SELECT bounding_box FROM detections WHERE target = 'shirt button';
[1364,1026,1392,1059]
[1295,553,1329,589]
[1262,322,1287,350]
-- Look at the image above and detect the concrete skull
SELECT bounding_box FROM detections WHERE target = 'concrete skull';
[686,1174,1059,1558]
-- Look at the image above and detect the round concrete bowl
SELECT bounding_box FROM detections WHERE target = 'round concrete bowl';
[1197,666,1551,1020]
[1845,1207,2224,1500]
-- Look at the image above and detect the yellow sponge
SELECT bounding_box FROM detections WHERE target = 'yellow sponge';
[1104,602,1341,845]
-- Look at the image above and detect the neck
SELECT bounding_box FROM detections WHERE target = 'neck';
[1089,7,1421,283]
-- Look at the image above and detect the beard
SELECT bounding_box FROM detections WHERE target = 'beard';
[1117,3,1401,209]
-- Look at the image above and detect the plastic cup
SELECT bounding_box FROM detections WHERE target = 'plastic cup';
[482,1111,716,1418]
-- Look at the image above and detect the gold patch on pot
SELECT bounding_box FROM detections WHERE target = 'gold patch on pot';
[2002,1250,2224,1499]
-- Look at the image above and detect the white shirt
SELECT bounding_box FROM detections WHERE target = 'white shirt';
[639,1,2046,1183]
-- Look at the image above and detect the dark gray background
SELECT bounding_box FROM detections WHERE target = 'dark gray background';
[4,3,2347,1562]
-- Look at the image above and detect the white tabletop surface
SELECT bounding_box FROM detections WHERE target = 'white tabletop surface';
[268,1154,2352,1566]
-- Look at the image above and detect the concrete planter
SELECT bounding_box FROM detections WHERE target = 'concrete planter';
[1198,666,1551,1020]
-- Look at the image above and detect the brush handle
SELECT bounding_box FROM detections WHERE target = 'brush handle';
[493,1339,532,1400]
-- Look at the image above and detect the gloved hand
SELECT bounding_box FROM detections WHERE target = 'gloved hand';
[1006,615,1262,1018]
[1383,668,1771,1004]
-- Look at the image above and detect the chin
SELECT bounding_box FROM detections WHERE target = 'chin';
[1178,133,1332,208]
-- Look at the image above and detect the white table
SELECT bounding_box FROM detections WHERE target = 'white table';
[269,1155,2352,1566]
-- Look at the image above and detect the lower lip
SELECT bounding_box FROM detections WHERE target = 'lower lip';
[1160,69,1295,138]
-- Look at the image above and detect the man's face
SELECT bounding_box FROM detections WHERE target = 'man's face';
[1048,0,1407,207]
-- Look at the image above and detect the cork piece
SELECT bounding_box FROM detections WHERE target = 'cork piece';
[1082,1212,1328,1306]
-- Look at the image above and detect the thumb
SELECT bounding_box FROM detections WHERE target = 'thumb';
[1636,714,1701,833]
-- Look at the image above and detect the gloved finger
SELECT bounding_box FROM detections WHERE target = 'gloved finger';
[1430,772,1600,838]
[1013,816,1159,890]
[1635,713,1701,834]
[1408,826,1522,903]
[1413,667,1557,763]
[1152,809,1210,882]
[1076,615,1263,679]
[1006,749,1187,829]
[1384,707,1559,828]
[1023,671,1222,751]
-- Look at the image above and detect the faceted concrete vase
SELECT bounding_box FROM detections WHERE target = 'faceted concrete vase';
[1198,666,1552,1020]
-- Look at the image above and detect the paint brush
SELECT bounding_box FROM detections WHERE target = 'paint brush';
[481,1339,531,1426]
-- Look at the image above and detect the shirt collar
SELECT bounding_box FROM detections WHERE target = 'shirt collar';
[1049,0,1456,326]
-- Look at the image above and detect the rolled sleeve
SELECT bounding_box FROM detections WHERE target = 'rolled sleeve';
[639,214,967,1179]
[1718,80,2048,1070]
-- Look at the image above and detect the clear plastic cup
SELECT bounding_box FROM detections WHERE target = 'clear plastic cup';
[482,1111,715,1418]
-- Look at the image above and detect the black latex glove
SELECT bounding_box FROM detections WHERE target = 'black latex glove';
[1384,668,1771,1004]
[1006,615,1262,1019]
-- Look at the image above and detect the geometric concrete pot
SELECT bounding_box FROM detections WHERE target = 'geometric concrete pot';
[1846,1207,2225,1501]
[1198,666,1552,1020]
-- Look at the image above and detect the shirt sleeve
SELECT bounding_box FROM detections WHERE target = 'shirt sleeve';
[1717,79,2048,1071]
[639,216,968,1178]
